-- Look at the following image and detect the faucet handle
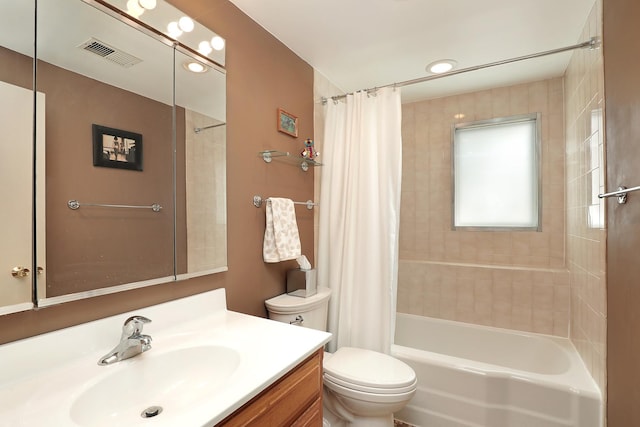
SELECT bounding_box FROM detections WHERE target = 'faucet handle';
[123,315,152,336]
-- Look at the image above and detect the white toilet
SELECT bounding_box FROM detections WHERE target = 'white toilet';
[265,288,417,427]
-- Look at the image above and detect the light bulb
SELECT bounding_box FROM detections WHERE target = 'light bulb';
[126,0,144,17]
[167,21,182,38]
[210,35,225,51]
[426,59,457,74]
[430,63,453,73]
[178,16,194,32]
[138,0,156,10]
[185,62,207,73]
[198,41,213,55]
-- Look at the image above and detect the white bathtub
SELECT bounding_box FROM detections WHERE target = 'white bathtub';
[391,313,602,427]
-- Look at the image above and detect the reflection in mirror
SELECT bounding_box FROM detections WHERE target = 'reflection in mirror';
[0,0,37,314]
[36,0,176,305]
[105,0,225,68]
[175,49,227,278]
[0,0,227,311]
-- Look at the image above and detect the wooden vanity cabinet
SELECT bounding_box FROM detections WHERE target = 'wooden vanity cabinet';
[218,349,324,426]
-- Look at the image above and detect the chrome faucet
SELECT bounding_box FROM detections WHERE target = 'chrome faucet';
[98,315,152,366]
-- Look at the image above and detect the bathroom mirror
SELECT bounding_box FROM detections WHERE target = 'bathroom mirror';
[0,0,38,314]
[0,0,227,311]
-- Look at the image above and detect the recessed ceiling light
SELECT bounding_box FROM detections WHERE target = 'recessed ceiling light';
[426,59,458,74]
[183,61,208,73]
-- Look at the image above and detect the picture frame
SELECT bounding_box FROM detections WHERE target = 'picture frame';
[277,108,298,137]
[92,124,143,171]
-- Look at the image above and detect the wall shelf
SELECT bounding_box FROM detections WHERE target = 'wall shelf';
[259,150,322,171]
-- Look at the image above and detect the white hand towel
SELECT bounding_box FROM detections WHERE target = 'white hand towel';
[263,198,302,263]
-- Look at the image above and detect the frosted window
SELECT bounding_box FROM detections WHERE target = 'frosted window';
[587,108,605,229]
[453,115,540,229]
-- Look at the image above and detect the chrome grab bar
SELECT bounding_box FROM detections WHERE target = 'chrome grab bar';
[68,199,162,212]
[598,185,640,204]
[252,195,316,210]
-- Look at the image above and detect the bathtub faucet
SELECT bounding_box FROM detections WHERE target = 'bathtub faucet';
[98,315,152,365]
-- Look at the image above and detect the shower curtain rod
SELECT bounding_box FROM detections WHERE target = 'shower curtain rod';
[194,122,226,133]
[322,37,600,104]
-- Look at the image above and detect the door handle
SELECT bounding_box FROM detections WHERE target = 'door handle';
[11,267,30,278]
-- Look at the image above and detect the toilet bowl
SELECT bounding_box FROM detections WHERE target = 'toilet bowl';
[323,346,417,426]
[265,288,417,427]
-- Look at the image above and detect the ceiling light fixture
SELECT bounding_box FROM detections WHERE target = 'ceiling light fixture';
[426,59,458,74]
[183,61,208,73]
[167,21,182,38]
[210,36,225,51]
[178,16,195,32]
[198,41,213,55]
[126,0,145,17]
[138,0,157,10]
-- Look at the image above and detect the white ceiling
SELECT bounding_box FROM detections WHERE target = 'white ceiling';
[228,0,596,103]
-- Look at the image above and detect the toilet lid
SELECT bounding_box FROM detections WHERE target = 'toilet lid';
[323,347,416,393]
[265,288,331,314]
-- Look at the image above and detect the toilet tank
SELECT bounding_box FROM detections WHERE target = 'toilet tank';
[265,287,331,331]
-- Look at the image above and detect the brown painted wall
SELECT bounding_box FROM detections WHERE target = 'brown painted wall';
[0,0,314,344]
[40,59,175,296]
[0,46,32,89]
[604,0,640,424]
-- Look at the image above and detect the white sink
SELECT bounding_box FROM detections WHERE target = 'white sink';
[70,345,240,427]
[0,289,331,427]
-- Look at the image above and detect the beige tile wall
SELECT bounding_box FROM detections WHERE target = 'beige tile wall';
[397,77,570,336]
[185,110,227,272]
[565,0,606,394]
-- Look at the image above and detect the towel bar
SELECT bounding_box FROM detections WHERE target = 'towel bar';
[253,195,316,210]
[598,185,640,204]
[68,200,162,212]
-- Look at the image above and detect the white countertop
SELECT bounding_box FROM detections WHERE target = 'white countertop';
[0,288,331,426]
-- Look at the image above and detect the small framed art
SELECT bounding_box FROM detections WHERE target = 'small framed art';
[92,124,143,171]
[277,108,298,137]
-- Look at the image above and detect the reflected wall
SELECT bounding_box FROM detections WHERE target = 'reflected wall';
[41,59,175,297]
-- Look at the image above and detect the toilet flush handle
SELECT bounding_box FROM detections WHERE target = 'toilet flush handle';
[290,315,304,326]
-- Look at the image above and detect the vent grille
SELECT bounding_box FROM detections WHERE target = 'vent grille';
[78,38,142,68]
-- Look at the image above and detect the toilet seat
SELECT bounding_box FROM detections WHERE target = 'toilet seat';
[323,347,417,395]
[323,375,416,405]
[324,372,417,395]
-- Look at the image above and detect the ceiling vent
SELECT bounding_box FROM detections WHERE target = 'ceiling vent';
[78,38,142,68]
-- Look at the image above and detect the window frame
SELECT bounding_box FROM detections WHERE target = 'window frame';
[451,113,542,232]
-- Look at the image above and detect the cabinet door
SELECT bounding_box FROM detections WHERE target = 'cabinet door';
[291,397,323,427]
[0,81,36,311]
[219,350,323,426]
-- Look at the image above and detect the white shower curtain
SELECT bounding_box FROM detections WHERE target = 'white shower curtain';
[317,87,402,354]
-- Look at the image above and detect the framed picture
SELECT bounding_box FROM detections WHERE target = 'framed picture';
[92,124,143,171]
[277,108,298,137]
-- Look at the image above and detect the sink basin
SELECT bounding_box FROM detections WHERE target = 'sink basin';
[70,345,241,427]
